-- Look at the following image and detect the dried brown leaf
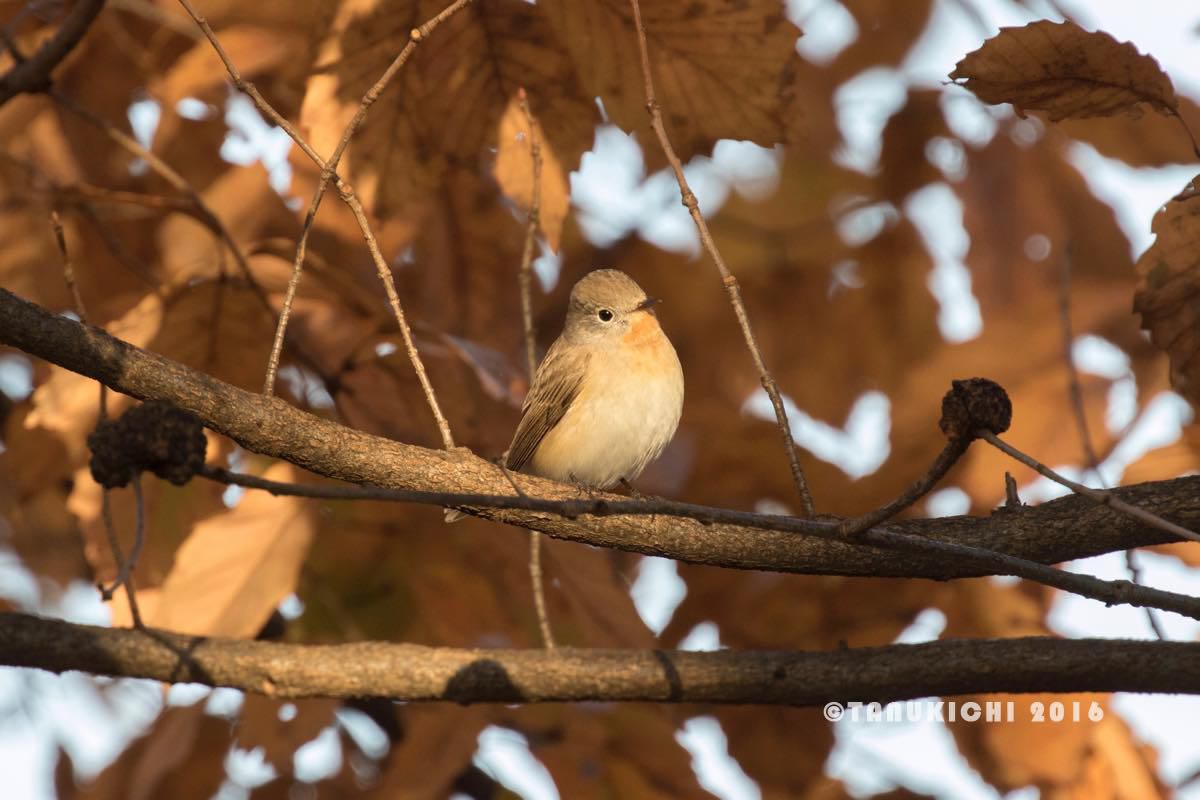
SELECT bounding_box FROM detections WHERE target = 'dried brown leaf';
[540,0,802,162]
[145,462,315,637]
[1134,175,1200,409]
[300,0,596,221]
[493,93,569,251]
[950,21,1179,121]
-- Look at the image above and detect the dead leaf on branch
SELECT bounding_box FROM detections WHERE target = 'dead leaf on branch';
[950,21,1180,122]
[493,92,570,251]
[539,0,803,163]
[300,0,597,222]
[1134,175,1200,409]
[143,461,316,637]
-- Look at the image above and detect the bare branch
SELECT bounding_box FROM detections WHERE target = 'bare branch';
[50,210,142,626]
[980,430,1200,544]
[529,531,554,648]
[172,0,465,448]
[841,438,969,536]
[1059,251,1165,638]
[0,0,106,106]
[5,613,1200,704]
[1057,251,1103,482]
[7,287,1200,617]
[200,460,1200,624]
[99,474,144,612]
[49,211,88,323]
[514,86,553,647]
[516,86,542,381]
[626,0,814,516]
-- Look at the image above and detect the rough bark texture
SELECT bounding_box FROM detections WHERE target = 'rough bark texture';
[4,613,1199,704]
[2,287,1197,581]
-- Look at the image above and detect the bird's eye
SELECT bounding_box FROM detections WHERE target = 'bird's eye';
[597,308,614,322]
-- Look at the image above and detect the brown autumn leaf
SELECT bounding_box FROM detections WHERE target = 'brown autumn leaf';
[1134,175,1200,409]
[493,93,570,251]
[1058,95,1200,167]
[522,704,708,799]
[958,127,1136,317]
[540,0,802,162]
[69,441,230,614]
[950,21,1179,122]
[939,580,1164,799]
[370,705,491,798]
[300,0,597,222]
[144,461,315,637]
[0,403,89,584]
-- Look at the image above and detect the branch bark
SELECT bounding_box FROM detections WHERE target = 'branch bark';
[0,0,106,106]
[2,286,1199,583]
[4,613,1200,704]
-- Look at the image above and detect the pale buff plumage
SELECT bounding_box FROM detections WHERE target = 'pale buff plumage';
[507,269,684,489]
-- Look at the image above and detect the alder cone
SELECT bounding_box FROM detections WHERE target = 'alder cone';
[939,378,1013,441]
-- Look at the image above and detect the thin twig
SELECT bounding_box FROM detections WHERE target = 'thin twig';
[1124,551,1168,638]
[49,91,337,391]
[529,532,555,648]
[49,211,88,323]
[50,210,143,627]
[99,488,143,628]
[100,475,145,599]
[1057,252,1103,483]
[979,430,1200,545]
[1004,472,1022,507]
[1059,251,1165,638]
[48,91,260,300]
[514,87,553,647]
[515,87,541,381]
[841,438,969,536]
[338,182,455,448]
[198,465,1200,622]
[173,0,464,447]
[626,0,814,516]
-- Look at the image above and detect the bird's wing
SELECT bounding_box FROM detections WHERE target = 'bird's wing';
[505,340,589,472]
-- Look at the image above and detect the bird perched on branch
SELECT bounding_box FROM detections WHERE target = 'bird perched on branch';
[447,269,683,520]
[508,268,684,487]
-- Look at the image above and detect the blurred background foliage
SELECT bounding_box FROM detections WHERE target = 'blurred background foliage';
[1,0,1200,797]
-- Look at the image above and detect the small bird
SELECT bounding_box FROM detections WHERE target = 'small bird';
[504,269,684,489]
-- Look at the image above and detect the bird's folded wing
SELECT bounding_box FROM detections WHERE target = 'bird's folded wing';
[505,341,589,472]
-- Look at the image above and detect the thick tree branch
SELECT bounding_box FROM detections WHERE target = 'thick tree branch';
[4,613,1200,704]
[3,287,1199,585]
[0,0,106,106]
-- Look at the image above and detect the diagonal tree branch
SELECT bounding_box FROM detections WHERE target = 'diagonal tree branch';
[3,285,1200,589]
[5,613,1200,705]
[0,0,106,106]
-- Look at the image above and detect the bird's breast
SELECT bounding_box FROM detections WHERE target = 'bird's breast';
[530,320,684,489]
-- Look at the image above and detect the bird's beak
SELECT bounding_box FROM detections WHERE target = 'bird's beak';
[635,296,662,313]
